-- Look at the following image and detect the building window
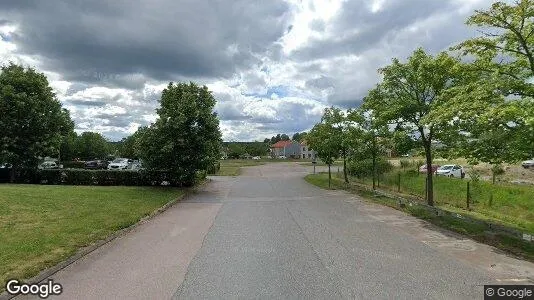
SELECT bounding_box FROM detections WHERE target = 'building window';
[302,154,305,158]
[303,147,306,151]
[308,153,311,158]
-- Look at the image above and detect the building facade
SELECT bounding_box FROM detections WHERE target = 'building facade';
[270,140,317,159]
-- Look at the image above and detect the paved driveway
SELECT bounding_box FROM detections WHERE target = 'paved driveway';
[15,163,534,300]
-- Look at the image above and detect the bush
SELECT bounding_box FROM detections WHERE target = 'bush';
[6,169,195,187]
[61,161,86,169]
[207,161,221,175]
[347,158,393,178]
[399,159,412,170]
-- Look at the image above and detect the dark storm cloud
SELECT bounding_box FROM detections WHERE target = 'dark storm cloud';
[291,0,452,61]
[0,0,291,87]
[305,76,334,90]
[65,99,107,107]
[104,115,137,128]
[216,102,251,121]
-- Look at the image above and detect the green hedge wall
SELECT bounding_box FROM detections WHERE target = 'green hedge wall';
[1,169,196,187]
[61,161,86,169]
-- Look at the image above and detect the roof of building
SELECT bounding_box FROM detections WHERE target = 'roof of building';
[271,140,293,148]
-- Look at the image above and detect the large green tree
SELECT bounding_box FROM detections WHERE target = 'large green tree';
[59,131,79,161]
[77,132,110,160]
[364,49,463,206]
[321,107,349,183]
[140,82,222,186]
[346,107,390,190]
[307,108,343,188]
[0,64,73,177]
[449,0,534,162]
[119,126,149,159]
[453,0,534,98]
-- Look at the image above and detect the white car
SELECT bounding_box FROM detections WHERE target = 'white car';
[435,164,465,178]
[252,156,261,160]
[278,155,287,159]
[521,159,534,169]
[38,161,59,170]
[107,158,130,170]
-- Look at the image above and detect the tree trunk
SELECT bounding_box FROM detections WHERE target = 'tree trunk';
[372,153,376,190]
[9,167,15,183]
[343,149,348,184]
[424,142,434,206]
[328,164,331,188]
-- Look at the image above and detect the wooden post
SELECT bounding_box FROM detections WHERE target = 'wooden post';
[397,173,401,192]
[425,178,428,201]
[466,181,470,210]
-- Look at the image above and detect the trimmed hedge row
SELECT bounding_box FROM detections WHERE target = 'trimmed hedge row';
[347,158,394,178]
[61,161,86,169]
[207,161,221,175]
[0,169,197,187]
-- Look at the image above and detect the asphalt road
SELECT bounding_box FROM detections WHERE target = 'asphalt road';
[14,163,534,300]
[173,163,534,299]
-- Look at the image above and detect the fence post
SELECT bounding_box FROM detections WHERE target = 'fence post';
[425,177,428,201]
[466,181,470,210]
[377,174,380,187]
[397,173,401,192]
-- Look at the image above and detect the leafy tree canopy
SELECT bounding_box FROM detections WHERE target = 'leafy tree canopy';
[139,82,222,186]
[0,63,73,168]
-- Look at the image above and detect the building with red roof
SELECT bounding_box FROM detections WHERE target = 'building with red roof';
[270,140,317,159]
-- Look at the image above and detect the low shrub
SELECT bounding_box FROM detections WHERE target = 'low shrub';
[61,161,86,169]
[7,169,196,187]
[207,161,221,175]
[347,158,393,178]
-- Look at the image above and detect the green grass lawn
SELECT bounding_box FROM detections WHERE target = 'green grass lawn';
[365,171,534,234]
[0,184,184,290]
[215,160,267,176]
[299,160,344,167]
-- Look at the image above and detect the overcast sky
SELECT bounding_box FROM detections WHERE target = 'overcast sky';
[0,0,490,141]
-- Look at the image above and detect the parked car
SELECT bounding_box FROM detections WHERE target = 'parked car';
[84,160,109,170]
[128,161,144,171]
[435,164,465,178]
[278,155,287,159]
[521,159,534,169]
[107,158,130,170]
[0,163,12,169]
[252,156,261,160]
[38,161,60,170]
[419,164,440,174]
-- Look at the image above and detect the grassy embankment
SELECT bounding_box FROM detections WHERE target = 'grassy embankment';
[0,185,184,290]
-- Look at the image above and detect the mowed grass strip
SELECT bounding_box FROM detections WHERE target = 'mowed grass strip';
[369,171,534,234]
[0,184,184,289]
[216,160,266,176]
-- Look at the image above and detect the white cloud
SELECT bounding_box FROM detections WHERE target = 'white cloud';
[0,0,495,141]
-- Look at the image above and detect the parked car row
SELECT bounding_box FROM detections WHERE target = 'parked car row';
[419,164,466,178]
[38,161,61,170]
[84,160,109,169]
[522,159,534,169]
[82,158,144,170]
